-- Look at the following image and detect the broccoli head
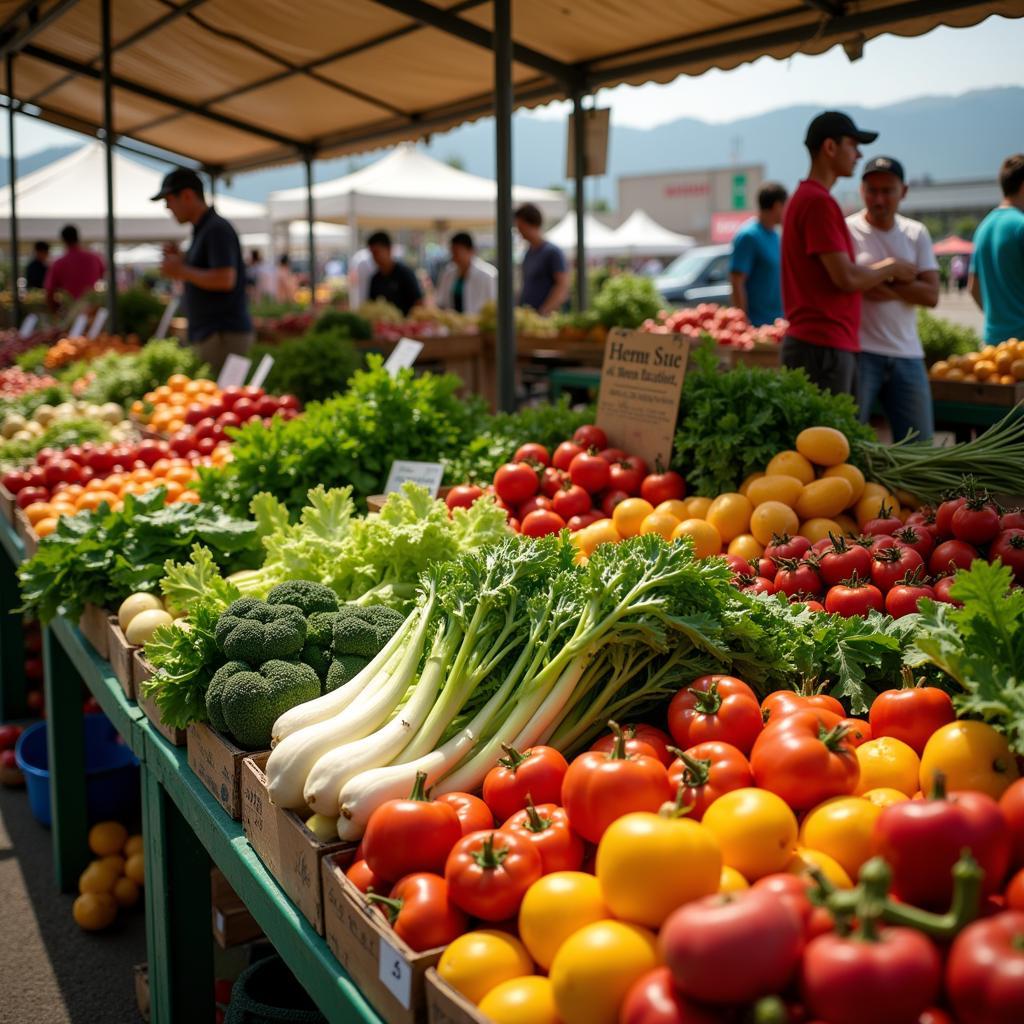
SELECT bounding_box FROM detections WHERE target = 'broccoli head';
[214,598,306,664]
[359,603,405,641]
[266,580,339,617]
[207,659,320,749]
[324,653,370,693]
[333,603,405,658]
[302,610,341,683]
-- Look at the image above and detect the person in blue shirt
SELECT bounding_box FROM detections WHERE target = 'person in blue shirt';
[729,182,788,326]
[515,203,568,314]
[970,154,1024,344]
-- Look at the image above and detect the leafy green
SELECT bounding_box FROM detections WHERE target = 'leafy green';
[592,274,664,329]
[116,286,166,340]
[0,417,111,472]
[14,345,49,372]
[917,308,980,365]
[74,339,207,407]
[673,344,875,496]
[249,328,364,404]
[159,543,241,614]
[910,560,1024,752]
[313,309,372,340]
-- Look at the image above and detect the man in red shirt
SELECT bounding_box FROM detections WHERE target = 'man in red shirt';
[45,224,105,311]
[782,111,917,395]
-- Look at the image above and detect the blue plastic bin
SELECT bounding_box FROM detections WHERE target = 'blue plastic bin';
[14,713,140,827]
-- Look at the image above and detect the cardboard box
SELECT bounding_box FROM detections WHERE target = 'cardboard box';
[13,508,38,558]
[107,617,137,700]
[322,850,444,1024]
[134,651,187,746]
[240,753,350,934]
[78,602,111,659]
[187,721,255,820]
[211,869,263,949]
[425,969,488,1024]
[0,482,15,525]
[134,963,150,1023]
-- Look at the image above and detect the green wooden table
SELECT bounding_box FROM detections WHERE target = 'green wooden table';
[0,514,381,1024]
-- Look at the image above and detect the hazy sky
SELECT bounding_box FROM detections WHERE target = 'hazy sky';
[1,15,1021,157]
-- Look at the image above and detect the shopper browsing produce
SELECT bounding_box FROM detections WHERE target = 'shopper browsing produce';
[152,168,253,372]
[436,232,498,315]
[44,225,104,310]
[515,202,569,315]
[729,182,788,327]
[847,156,940,442]
[366,230,423,316]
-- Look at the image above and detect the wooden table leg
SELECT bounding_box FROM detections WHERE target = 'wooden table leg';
[0,540,27,720]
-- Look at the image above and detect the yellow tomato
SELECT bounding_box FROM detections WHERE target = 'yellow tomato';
[739,472,765,497]
[706,492,753,543]
[862,787,910,809]
[854,737,921,797]
[595,812,721,927]
[685,496,713,519]
[728,533,764,560]
[749,501,800,546]
[613,498,655,539]
[702,788,798,881]
[796,426,851,467]
[655,500,689,520]
[746,474,804,509]
[437,931,534,1005]
[672,518,722,558]
[640,511,681,541]
[518,872,608,971]
[823,463,866,504]
[798,796,881,881]
[795,478,854,520]
[719,865,749,892]
[833,513,860,537]
[919,720,1020,799]
[765,450,815,485]
[786,847,853,888]
[855,491,901,528]
[799,518,843,545]
[478,976,559,1024]
[579,518,620,555]
[549,920,659,1024]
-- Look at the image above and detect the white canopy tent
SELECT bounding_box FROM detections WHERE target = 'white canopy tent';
[0,143,268,245]
[607,210,697,258]
[239,221,351,254]
[544,212,619,257]
[268,145,566,234]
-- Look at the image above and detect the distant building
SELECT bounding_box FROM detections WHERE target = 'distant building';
[617,165,765,241]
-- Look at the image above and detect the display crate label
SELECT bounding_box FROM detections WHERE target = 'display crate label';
[383,460,444,497]
[383,337,423,376]
[378,935,413,1008]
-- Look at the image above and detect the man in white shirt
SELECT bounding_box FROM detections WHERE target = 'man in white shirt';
[846,157,940,441]
[435,232,497,315]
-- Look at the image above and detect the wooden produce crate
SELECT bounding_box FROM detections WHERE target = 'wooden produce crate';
[720,343,782,369]
[107,617,137,699]
[187,721,259,820]
[929,378,1024,406]
[425,969,487,1024]
[13,508,38,558]
[78,602,111,658]
[211,868,263,949]
[240,753,350,934]
[133,651,187,746]
[322,850,445,1024]
[0,483,15,525]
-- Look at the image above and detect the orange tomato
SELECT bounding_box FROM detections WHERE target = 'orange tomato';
[671,518,722,558]
[24,502,55,525]
[167,373,190,391]
[166,418,185,434]
[151,459,172,476]
[120,481,146,495]
[613,498,656,538]
[166,466,196,486]
[706,493,753,543]
[183,380,204,396]
[640,511,680,541]
[153,386,172,401]
[84,478,107,493]
[60,483,85,498]
[34,517,58,537]
[102,474,126,494]
[177,490,201,504]
[131,468,155,484]
[162,480,185,502]
[50,503,78,518]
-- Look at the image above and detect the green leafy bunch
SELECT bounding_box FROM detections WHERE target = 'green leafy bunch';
[249,328,364,405]
[917,308,981,365]
[592,274,664,329]
[74,339,208,407]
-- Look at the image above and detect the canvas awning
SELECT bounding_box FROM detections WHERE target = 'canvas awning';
[267,144,565,227]
[932,234,974,256]
[1,1,1018,174]
[0,141,267,242]
[606,209,696,258]
[544,211,618,256]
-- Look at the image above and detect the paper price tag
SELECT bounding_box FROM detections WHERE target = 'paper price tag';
[217,353,252,389]
[384,460,445,497]
[155,297,179,339]
[378,936,412,1008]
[18,314,38,338]
[383,337,424,377]
[248,354,274,389]
[69,313,88,338]
[87,307,108,339]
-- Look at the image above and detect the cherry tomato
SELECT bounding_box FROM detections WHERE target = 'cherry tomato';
[1000,508,1024,531]
[599,447,627,463]
[520,508,566,536]
[885,577,936,618]
[541,465,569,498]
[346,858,389,893]
[513,442,550,465]
[640,469,686,505]
[501,798,584,873]
[445,484,483,511]
[774,559,823,598]
[367,872,468,951]
[666,674,763,755]
[999,778,1024,870]
[869,686,955,756]
[552,441,584,471]
[951,497,1001,546]
[444,830,542,921]
[870,545,924,593]
[619,967,724,1024]
[946,911,1024,1024]
[932,574,962,605]
[819,536,873,587]
[892,525,934,561]
[753,873,834,939]
[518,494,553,518]
[569,451,611,494]
[552,484,593,520]
[929,539,978,575]
[482,743,569,822]
[573,424,608,449]
[435,792,494,835]
[990,529,1024,583]
[825,578,885,616]
[494,462,538,505]
[599,488,631,516]
[666,740,753,820]
[765,534,811,562]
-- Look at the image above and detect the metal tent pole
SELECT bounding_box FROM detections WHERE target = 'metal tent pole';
[572,92,586,311]
[493,0,515,412]
[304,152,316,302]
[100,0,117,332]
[5,55,20,327]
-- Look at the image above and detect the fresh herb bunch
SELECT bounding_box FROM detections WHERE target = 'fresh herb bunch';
[250,328,364,404]
[0,383,72,419]
[673,344,874,496]
[198,357,488,515]
[72,339,207,407]
[116,286,165,340]
[0,417,111,472]
[14,345,49,373]
[917,308,980,365]
[313,309,372,341]
[592,274,664,329]
[17,487,260,623]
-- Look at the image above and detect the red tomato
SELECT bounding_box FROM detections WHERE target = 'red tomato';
[513,442,550,465]
[481,744,569,821]
[640,469,686,505]
[666,741,753,820]
[929,539,978,575]
[362,771,462,881]
[753,873,834,939]
[600,488,631,516]
[569,451,611,494]
[885,577,936,618]
[367,873,468,952]
[819,536,873,587]
[346,858,390,893]
[739,574,776,596]
[598,447,627,464]
[838,717,871,747]
[494,462,538,505]
[520,509,565,536]
[1005,868,1024,911]
[551,484,592,520]
[750,709,860,810]
[540,465,569,498]
[16,487,49,509]
[608,460,646,495]
[722,554,753,576]
[825,578,885,616]
[863,510,904,536]
[1000,508,1024,531]
[434,792,494,835]
[774,560,823,598]
[500,799,584,873]
[518,494,553,518]
[999,778,1024,870]
[756,557,778,581]
[573,424,608,449]
[765,534,811,562]
[989,529,1024,583]
[444,830,542,921]
[870,545,924,593]
[892,525,934,561]
[932,575,962,606]
[619,967,725,1024]
[552,441,584,471]
[666,675,763,755]
[869,686,955,757]
[951,498,1001,546]
[590,723,674,766]
[445,484,483,511]
[946,911,1024,1024]
[566,511,601,532]
[561,725,673,843]
[2,470,29,492]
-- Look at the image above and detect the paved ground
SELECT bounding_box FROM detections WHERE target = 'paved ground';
[935,289,985,334]
[0,783,146,1024]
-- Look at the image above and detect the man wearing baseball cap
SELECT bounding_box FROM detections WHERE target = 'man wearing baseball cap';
[846,157,940,441]
[152,168,252,371]
[781,111,918,395]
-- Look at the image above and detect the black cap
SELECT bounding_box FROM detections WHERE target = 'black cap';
[862,156,905,182]
[805,111,878,150]
[151,167,205,201]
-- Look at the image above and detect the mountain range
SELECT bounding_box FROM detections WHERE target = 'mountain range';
[2,87,1019,209]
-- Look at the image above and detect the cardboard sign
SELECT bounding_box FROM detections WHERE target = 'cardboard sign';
[155,296,179,339]
[68,313,88,338]
[378,935,413,1008]
[383,337,424,377]
[18,314,38,338]
[217,353,252,389]
[566,107,611,177]
[595,328,690,468]
[248,354,274,389]
[87,307,108,339]
[384,460,445,497]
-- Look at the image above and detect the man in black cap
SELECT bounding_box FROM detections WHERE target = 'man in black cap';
[781,111,917,395]
[847,157,939,441]
[152,168,252,371]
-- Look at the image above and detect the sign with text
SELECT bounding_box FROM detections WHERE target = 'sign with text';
[566,107,610,177]
[383,337,423,377]
[595,328,689,469]
[710,210,753,243]
[217,354,252,389]
[383,460,445,497]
